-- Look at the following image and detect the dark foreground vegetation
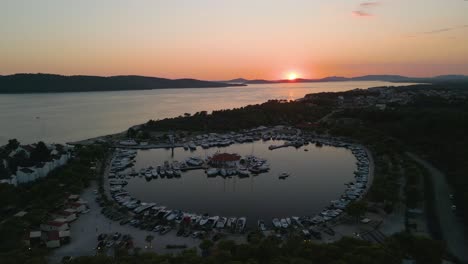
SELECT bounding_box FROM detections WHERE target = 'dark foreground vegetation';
[144,99,331,132]
[68,233,444,264]
[0,74,242,93]
[0,145,108,264]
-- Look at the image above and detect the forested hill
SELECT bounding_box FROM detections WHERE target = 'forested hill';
[0,74,244,93]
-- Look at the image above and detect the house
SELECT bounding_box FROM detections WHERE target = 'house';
[70,202,87,213]
[16,167,38,184]
[34,162,50,179]
[13,144,72,185]
[209,153,241,168]
[51,210,77,222]
[8,145,34,158]
[59,230,71,244]
[40,221,69,232]
[28,231,42,247]
[46,231,61,248]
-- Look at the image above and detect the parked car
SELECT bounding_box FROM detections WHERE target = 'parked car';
[98,233,107,241]
[113,232,121,240]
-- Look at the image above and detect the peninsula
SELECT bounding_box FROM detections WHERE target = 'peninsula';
[0,74,245,94]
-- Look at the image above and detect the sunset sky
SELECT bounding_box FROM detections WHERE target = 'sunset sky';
[1,0,468,80]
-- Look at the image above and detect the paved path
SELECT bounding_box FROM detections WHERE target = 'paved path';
[406,152,468,263]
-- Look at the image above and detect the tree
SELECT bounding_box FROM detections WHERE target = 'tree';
[0,163,10,179]
[346,201,367,222]
[127,128,136,138]
[30,142,51,163]
[6,139,20,152]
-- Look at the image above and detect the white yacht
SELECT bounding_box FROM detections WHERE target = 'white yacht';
[215,217,227,229]
[280,218,289,229]
[272,218,281,229]
[206,168,218,177]
[236,217,246,233]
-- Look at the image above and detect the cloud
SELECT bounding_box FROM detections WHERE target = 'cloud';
[353,1,380,18]
[352,10,373,17]
[360,2,380,7]
[423,25,468,34]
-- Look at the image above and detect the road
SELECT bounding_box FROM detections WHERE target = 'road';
[406,152,468,263]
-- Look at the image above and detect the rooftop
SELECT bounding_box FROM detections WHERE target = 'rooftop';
[210,153,241,162]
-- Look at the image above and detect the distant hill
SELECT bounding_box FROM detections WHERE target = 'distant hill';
[220,74,468,84]
[0,74,245,94]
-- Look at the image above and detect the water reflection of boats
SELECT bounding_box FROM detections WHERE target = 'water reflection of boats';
[237,168,249,177]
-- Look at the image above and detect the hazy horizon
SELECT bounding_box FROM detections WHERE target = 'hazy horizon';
[1,0,468,80]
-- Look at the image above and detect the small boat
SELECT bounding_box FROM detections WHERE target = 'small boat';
[173,170,181,177]
[183,144,189,150]
[166,210,179,221]
[258,164,270,172]
[272,218,281,229]
[279,173,290,180]
[220,169,227,177]
[280,218,289,229]
[151,169,158,178]
[215,217,227,229]
[199,214,209,226]
[145,172,152,180]
[286,217,292,226]
[236,217,246,233]
[129,169,138,176]
[159,169,166,177]
[206,168,219,177]
[206,216,219,228]
[257,220,266,231]
[166,170,174,178]
[237,168,249,178]
[227,217,237,229]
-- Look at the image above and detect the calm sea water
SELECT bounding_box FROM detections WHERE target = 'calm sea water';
[0,81,413,144]
[124,140,357,224]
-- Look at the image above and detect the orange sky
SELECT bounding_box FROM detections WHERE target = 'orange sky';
[1,0,468,80]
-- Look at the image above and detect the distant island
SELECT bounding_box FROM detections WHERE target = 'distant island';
[1,73,467,94]
[0,74,245,94]
[222,74,468,85]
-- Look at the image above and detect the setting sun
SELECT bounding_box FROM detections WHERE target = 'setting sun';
[288,73,298,80]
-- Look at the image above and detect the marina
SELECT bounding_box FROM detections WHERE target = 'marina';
[105,126,371,233]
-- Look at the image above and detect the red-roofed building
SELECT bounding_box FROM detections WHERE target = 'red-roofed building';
[46,231,61,248]
[51,210,77,222]
[69,202,87,213]
[209,153,241,168]
[40,221,69,232]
